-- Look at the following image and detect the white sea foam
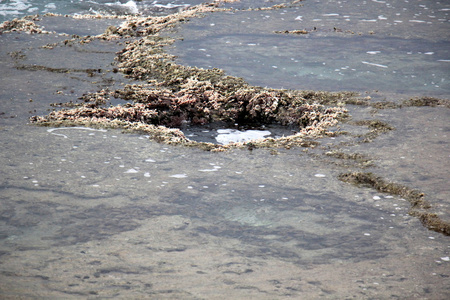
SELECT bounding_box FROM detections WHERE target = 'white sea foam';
[47,127,107,138]
[105,1,139,14]
[153,3,189,9]
[215,129,271,145]
[45,3,56,10]
[0,0,31,16]
[199,166,221,172]
[362,61,388,68]
[170,174,187,178]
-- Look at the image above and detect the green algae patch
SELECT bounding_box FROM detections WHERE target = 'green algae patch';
[338,172,450,236]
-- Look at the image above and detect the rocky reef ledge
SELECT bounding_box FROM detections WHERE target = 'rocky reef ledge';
[23,0,356,151]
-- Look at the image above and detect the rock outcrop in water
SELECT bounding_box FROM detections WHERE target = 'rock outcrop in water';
[29,1,354,151]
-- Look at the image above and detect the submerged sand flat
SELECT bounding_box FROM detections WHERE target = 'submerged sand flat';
[0,0,449,298]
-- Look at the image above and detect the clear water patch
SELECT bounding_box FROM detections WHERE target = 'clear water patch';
[171,28,449,96]
[169,0,450,97]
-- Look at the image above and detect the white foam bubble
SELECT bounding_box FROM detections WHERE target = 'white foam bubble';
[45,3,56,10]
[362,61,388,68]
[108,0,139,14]
[170,174,188,178]
[215,129,271,145]
[47,127,107,138]
[199,168,218,172]
[153,3,189,9]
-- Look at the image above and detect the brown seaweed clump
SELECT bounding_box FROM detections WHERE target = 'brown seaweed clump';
[30,2,355,151]
[324,151,374,168]
[0,15,52,34]
[350,119,395,142]
[338,172,450,236]
[402,96,450,108]
[274,29,308,35]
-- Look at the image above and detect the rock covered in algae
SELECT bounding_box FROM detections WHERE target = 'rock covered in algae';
[29,1,355,151]
[338,172,450,236]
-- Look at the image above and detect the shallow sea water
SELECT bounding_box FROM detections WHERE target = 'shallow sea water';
[0,0,449,298]
[170,0,450,95]
[0,0,206,23]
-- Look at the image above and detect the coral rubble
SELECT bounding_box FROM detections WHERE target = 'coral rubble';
[29,1,354,151]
